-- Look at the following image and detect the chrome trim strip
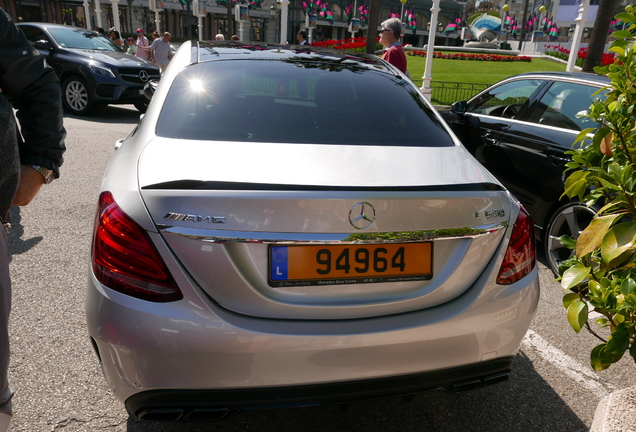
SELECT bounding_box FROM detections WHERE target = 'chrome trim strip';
[158,221,508,244]
[468,113,594,135]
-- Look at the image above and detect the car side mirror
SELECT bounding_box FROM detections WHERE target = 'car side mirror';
[34,39,53,51]
[143,79,159,101]
[450,100,467,115]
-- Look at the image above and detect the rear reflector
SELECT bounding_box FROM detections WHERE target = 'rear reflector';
[91,191,183,302]
[496,205,536,285]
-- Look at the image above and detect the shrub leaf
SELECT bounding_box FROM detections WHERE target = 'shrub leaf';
[567,300,588,333]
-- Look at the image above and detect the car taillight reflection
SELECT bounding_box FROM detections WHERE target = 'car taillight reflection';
[496,205,536,285]
[91,191,183,302]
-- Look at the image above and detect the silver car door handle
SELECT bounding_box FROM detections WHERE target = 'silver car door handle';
[483,133,497,146]
[548,153,570,165]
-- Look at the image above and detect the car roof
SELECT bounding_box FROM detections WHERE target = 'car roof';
[17,22,77,30]
[506,70,610,85]
[188,41,396,74]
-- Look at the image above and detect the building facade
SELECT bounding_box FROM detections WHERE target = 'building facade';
[1,0,467,46]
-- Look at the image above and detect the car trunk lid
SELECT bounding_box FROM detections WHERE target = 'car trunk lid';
[139,139,512,320]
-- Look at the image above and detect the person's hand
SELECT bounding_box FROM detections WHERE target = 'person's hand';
[11,165,45,206]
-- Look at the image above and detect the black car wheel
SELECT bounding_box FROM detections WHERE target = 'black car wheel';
[544,202,597,275]
[62,76,94,115]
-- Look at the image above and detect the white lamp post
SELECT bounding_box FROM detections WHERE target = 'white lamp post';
[95,0,103,30]
[566,0,589,71]
[271,1,281,43]
[280,0,290,44]
[400,0,407,41]
[110,0,121,33]
[83,0,92,29]
[400,0,407,21]
[502,3,510,47]
[420,0,440,101]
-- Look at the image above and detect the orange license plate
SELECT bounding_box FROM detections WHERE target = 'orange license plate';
[269,243,433,287]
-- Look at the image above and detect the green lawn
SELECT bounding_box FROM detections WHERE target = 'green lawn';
[405,55,570,105]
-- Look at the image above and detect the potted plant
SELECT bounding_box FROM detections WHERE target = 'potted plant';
[559,10,636,370]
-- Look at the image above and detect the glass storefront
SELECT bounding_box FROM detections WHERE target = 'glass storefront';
[106,5,130,34]
[61,2,86,27]
[251,17,263,41]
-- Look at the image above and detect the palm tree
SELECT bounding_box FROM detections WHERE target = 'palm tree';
[582,0,619,71]
[365,0,381,54]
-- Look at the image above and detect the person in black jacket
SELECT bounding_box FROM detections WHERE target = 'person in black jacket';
[297,30,308,45]
[0,8,66,431]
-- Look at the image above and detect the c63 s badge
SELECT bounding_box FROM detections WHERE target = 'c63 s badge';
[164,213,226,224]
[475,209,505,219]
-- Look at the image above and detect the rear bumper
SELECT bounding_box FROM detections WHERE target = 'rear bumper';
[86,263,539,414]
[125,357,514,421]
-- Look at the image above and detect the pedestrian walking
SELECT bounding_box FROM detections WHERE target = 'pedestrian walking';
[126,37,136,55]
[135,28,151,61]
[0,8,66,432]
[297,30,308,45]
[151,32,172,72]
[108,28,123,47]
[379,17,408,75]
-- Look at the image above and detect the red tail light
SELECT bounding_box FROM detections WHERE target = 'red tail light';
[496,205,536,285]
[91,191,183,302]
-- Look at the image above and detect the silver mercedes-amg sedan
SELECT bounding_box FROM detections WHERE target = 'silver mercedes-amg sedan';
[86,41,539,422]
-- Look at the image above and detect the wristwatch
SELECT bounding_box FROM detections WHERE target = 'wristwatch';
[30,165,55,184]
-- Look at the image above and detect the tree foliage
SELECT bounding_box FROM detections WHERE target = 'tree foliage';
[560,10,636,370]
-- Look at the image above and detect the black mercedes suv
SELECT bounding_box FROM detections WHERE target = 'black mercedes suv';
[17,22,160,115]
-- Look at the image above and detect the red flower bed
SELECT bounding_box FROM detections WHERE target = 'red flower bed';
[310,37,381,53]
[544,45,616,66]
[407,50,532,62]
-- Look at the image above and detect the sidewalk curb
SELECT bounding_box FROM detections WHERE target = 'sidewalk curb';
[590,386,636,432]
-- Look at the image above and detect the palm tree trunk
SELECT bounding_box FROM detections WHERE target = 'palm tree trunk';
[582,0,618,71]
[227,2,234,38]
[366,0,381,54]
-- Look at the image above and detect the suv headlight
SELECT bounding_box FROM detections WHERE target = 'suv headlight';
[88,64,116,79]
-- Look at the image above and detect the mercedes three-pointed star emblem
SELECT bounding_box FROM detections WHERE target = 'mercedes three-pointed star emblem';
[348,202,376,230]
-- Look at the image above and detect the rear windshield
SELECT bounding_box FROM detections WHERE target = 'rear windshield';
[156,59,455,147]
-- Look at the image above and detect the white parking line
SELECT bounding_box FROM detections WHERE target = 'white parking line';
[522,329,617,396]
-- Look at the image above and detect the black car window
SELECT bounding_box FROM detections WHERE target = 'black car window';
[467,79,543,119]
[19,25,50,44]
[156,59,455,147]
[526,81,606,131]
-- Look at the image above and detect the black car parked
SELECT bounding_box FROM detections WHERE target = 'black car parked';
[17,22,161,115]
[441,71,610,274]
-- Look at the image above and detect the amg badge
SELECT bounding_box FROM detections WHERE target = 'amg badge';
[164,212,226,224]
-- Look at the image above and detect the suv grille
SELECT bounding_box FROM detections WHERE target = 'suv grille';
[118,68,161,84]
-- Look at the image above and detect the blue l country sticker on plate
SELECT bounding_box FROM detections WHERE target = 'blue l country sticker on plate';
[270,246,288,281]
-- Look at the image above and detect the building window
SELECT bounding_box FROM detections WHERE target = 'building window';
[61,3,87,27]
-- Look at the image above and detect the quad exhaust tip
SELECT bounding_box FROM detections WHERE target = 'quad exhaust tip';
[133,372,510,422]
[449,371,510,393]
